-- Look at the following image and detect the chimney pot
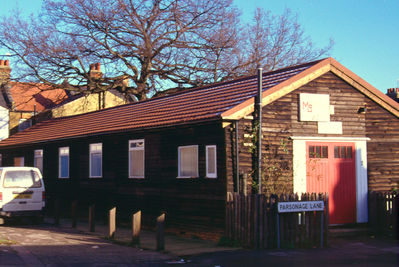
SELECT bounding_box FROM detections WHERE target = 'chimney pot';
[96,63,101,71]
[0,60,4,66]
[5,60,9,66]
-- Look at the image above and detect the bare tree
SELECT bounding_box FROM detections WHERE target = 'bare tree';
[0,1,332,99]
[243,8,333,74]
[0,0,239,100]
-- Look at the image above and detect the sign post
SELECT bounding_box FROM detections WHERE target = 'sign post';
[277,200,325,248]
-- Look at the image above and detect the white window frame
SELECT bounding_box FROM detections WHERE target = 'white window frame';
[129,139,145,179]
[58,147,69,179]
[34,149,43,173]
[177,145,199,178]
[206,145,217,178]
[89,143,102,178]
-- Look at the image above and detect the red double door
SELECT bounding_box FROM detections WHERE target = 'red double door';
[306,142,356,224]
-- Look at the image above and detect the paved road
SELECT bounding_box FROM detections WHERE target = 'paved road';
[188,235,399,266]
[1,221,398,266]
[0,222,175,266]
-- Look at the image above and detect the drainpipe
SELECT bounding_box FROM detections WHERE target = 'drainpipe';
[33,104,36,125]
[257,68,263,193]
[235,120,239,193]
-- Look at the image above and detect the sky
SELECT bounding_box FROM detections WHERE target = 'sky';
[0,0,398,93]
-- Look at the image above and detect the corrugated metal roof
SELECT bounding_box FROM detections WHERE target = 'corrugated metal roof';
[0,60,320,147]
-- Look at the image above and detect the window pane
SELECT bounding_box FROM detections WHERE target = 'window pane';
[60,155,69,178]
[130,150,144,177]
[91,153,102,177]
[334,146,339,158]
[309,146,315,158]
[340,146,346,159]
[179,146,198,177]
[322,146,328,158]
[4,170,41,188]
[34,157,43,173]
[14,157,24,166]
[315,146,321,158]
[207,147,216,173]
[347,147,352,159]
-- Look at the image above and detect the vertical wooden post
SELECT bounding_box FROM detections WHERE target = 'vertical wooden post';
[156,213,165,251]
[108,207,116,239]
[54,198,60,226]
[71,200,77,228]
[89,204,95,232]
[253,194,259,249]
[132,211,141,246]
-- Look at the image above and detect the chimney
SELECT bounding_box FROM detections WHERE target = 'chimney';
[386,88,399,103]
[0,60,11,85]
[88,62,103,79]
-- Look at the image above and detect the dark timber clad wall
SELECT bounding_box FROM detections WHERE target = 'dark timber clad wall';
[226,71,398,195]
[365,100,399,191]
[2,121,227,230]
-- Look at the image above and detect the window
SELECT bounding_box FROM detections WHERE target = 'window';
[34,149,43,173]
[206,145,217,178]
[129,139,145,178]
[309,146,328,158]
[90,143,102,178]
[14,157,24,166]
[334,146,353,159]
[178,145,198,178]
[59,147,69,178]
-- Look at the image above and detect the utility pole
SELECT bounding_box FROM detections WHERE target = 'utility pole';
[257,68,262,193]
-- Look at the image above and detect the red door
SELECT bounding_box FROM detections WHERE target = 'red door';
[306,142,356,224]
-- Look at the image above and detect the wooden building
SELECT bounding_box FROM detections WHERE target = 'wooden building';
[0,58,398,228]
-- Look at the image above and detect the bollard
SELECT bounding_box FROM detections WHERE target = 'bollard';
[156,213,165,251]
[71,200,77,228]
[108,207,116,239]
[89,204,95,232]
[131,211,141,246]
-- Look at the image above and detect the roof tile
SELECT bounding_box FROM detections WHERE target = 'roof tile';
[0,60,319,147]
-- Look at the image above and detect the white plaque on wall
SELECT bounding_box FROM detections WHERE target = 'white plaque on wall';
[318,121,343,134]
[299,93,330,122]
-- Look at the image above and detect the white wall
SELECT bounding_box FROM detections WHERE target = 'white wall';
[0,106,9,140]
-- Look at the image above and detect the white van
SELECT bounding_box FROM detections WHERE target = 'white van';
[0,167,45,222]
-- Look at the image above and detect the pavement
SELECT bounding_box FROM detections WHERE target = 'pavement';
[0,217,239,266]
[46,217,238,257]
[0,217,398,266]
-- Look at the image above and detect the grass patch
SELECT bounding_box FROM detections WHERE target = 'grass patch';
[0,236,17,245]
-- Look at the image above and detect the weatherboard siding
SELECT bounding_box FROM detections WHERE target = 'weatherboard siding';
[365,100,399,191]
[226,71,398,195]
[1,122,227,229]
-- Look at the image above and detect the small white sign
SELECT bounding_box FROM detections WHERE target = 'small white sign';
[278,201,324,213]
[299,93,330,122]
[318,121,343,134]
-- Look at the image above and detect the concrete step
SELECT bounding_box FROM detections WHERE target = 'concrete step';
[329,225,371,238]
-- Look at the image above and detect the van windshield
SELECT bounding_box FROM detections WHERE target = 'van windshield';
[3,170,42,188]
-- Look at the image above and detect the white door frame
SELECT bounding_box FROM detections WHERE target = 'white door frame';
[292,136,369,223]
